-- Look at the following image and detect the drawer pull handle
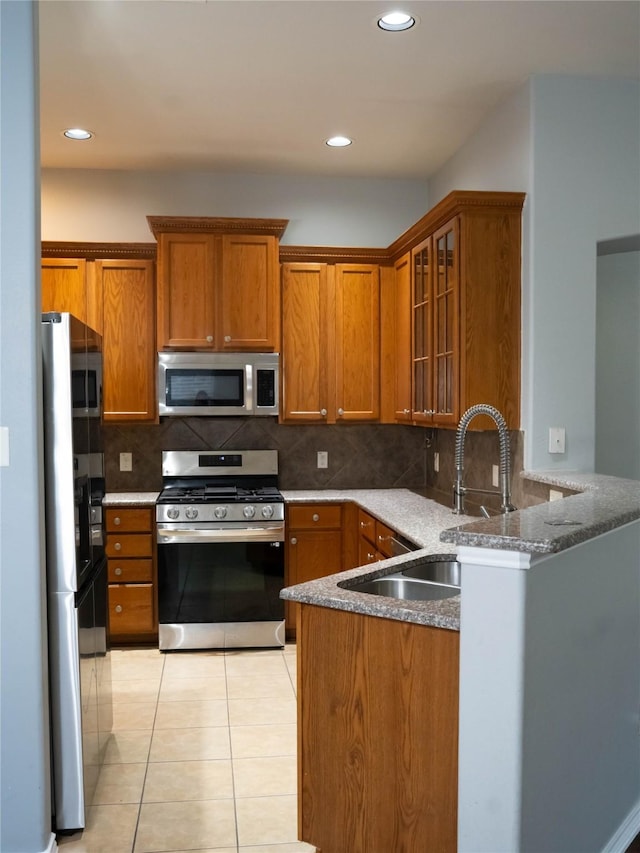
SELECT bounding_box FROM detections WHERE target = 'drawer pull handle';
[114,517,121,526]
[114,542,122,551]
[312,513,320,522]
[115,605,123,613]
[115,567,122,576]
[290,537,297,545]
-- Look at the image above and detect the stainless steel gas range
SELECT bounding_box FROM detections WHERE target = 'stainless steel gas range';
[156,450,285,651]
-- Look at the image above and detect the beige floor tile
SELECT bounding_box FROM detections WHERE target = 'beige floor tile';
[134,799,237,852]
[111,701,157,731]
[103,730,152,764]
[227,674,294,700]
[230,724,296,759]
[56,803,139,852]
[162,651,226,679]
[154,698,228,729]
[143,758,233,802]
[158,675,227,702]
[233,755,297,798]
[235,795,299,847]
[228,696,297,727]
[149,726,231,762]
[225,653,289,679]
[111,678,161,705]
[91,762,147,805]
[110,651,164,682]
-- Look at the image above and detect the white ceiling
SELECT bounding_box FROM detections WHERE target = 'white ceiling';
[38,0,640,180]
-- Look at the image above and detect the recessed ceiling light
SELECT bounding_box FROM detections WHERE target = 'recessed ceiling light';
[325,136,353,148]
[377,11,415,31]
[63,128,93,141]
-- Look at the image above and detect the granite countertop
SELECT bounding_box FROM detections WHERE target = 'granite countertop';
[103,492,160,506]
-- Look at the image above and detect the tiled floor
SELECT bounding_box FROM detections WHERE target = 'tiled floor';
[57,644,316,853]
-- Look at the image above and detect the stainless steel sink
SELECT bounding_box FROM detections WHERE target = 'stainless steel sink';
[344,574,459,601]
[400,556,460,586]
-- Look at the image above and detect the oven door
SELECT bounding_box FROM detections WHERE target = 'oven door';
[157,524,285,651]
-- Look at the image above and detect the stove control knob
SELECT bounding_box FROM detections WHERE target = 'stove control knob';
[243,505,256,519]
[167,508,179,520]
[214,505,228,519]
[185,507,199,520]
[261,505,274,519]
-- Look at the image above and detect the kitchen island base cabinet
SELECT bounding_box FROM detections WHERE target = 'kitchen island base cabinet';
[297,604,459,853]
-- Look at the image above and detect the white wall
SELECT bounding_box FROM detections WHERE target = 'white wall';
[41,169,429,248]
[0,3,53,852]
[528,76,640,471]
[595,250,640,478]
[457,522,640,852]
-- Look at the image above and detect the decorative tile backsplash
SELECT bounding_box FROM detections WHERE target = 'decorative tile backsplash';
[102,417,527,512]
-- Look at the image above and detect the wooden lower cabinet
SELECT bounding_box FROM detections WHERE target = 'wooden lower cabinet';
[358,507,397,563]
[105,506,157,643]
[298,604,459,853]
[285,503,344,637]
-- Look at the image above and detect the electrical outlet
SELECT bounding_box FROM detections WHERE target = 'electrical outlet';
[434,452,439,473]
[317,451,328,469]
[549,489,563,502]
[492,464,499,488]
[119,452,133,472]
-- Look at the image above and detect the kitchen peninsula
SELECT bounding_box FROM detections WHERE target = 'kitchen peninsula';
[282,472,640,853]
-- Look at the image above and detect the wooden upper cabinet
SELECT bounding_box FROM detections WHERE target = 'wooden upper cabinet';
[41,257,88,319]
[335,264,380,421]
[392,252,412,422]
[98,259,157,423]
[220,234,280,350]
[281,263,333,422]
[156,232,217,349]
[281,262,380,423]
[149,216,288,353]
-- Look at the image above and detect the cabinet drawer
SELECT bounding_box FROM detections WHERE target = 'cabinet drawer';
[358,509,376,545]
[108,558,153,583]
[109,584,155,635]
[358,537,381,566]
[105,507,153,533]
[375,520,396,559]
[288,504,342,529]
[106,533,153,559]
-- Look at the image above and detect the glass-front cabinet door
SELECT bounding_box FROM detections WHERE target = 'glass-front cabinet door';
[432,219,459,425]
[411,237,433,422]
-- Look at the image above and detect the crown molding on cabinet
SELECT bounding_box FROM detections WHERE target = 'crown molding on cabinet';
[41,241,157,260]
[147,216,289,239]
[279,245,392,265]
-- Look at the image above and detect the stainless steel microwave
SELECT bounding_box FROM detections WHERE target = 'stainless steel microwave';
[71,351,102,418]
[158,352,279,417]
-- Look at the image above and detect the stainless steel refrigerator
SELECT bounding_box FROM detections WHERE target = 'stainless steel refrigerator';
[41,312,112,833]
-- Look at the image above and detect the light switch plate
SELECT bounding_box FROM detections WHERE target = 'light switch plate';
[0,427,9,467]
[548,427,566,454]
[317,451,328,469]
[434,452,439,473]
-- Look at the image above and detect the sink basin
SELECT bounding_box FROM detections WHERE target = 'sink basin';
[400,556,460,586]
[339,573,459,602]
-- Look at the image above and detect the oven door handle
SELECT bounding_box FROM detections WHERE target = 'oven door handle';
[156,525,285,544]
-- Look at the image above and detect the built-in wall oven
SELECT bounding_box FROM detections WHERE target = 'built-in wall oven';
[156,450,285,651]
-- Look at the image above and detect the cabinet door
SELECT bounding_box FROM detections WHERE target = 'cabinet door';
[393,253,412,422]
[281,263,334,422]
[156,233,217,349]
[334,264,380,421]
[41,257,87,319]
[412,237,434,423]
[432,219,459,425]
[99,260,157,422]
[219,234,279,350]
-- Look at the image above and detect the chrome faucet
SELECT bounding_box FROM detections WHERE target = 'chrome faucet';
[452,404,517,516]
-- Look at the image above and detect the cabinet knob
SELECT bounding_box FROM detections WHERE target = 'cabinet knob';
[115,604,123,613]
[114,542,122,551]
[207,335,214,343]
[423,409,435,416]
[312,513,320,522]
[368,552,376,561]
[115,566,122,576]
[320,408,327,417]
[114,517,121,526]
[337,408,344,416]
[224,335,231,343]
[290,537,297,545]
[403,408,411,415]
